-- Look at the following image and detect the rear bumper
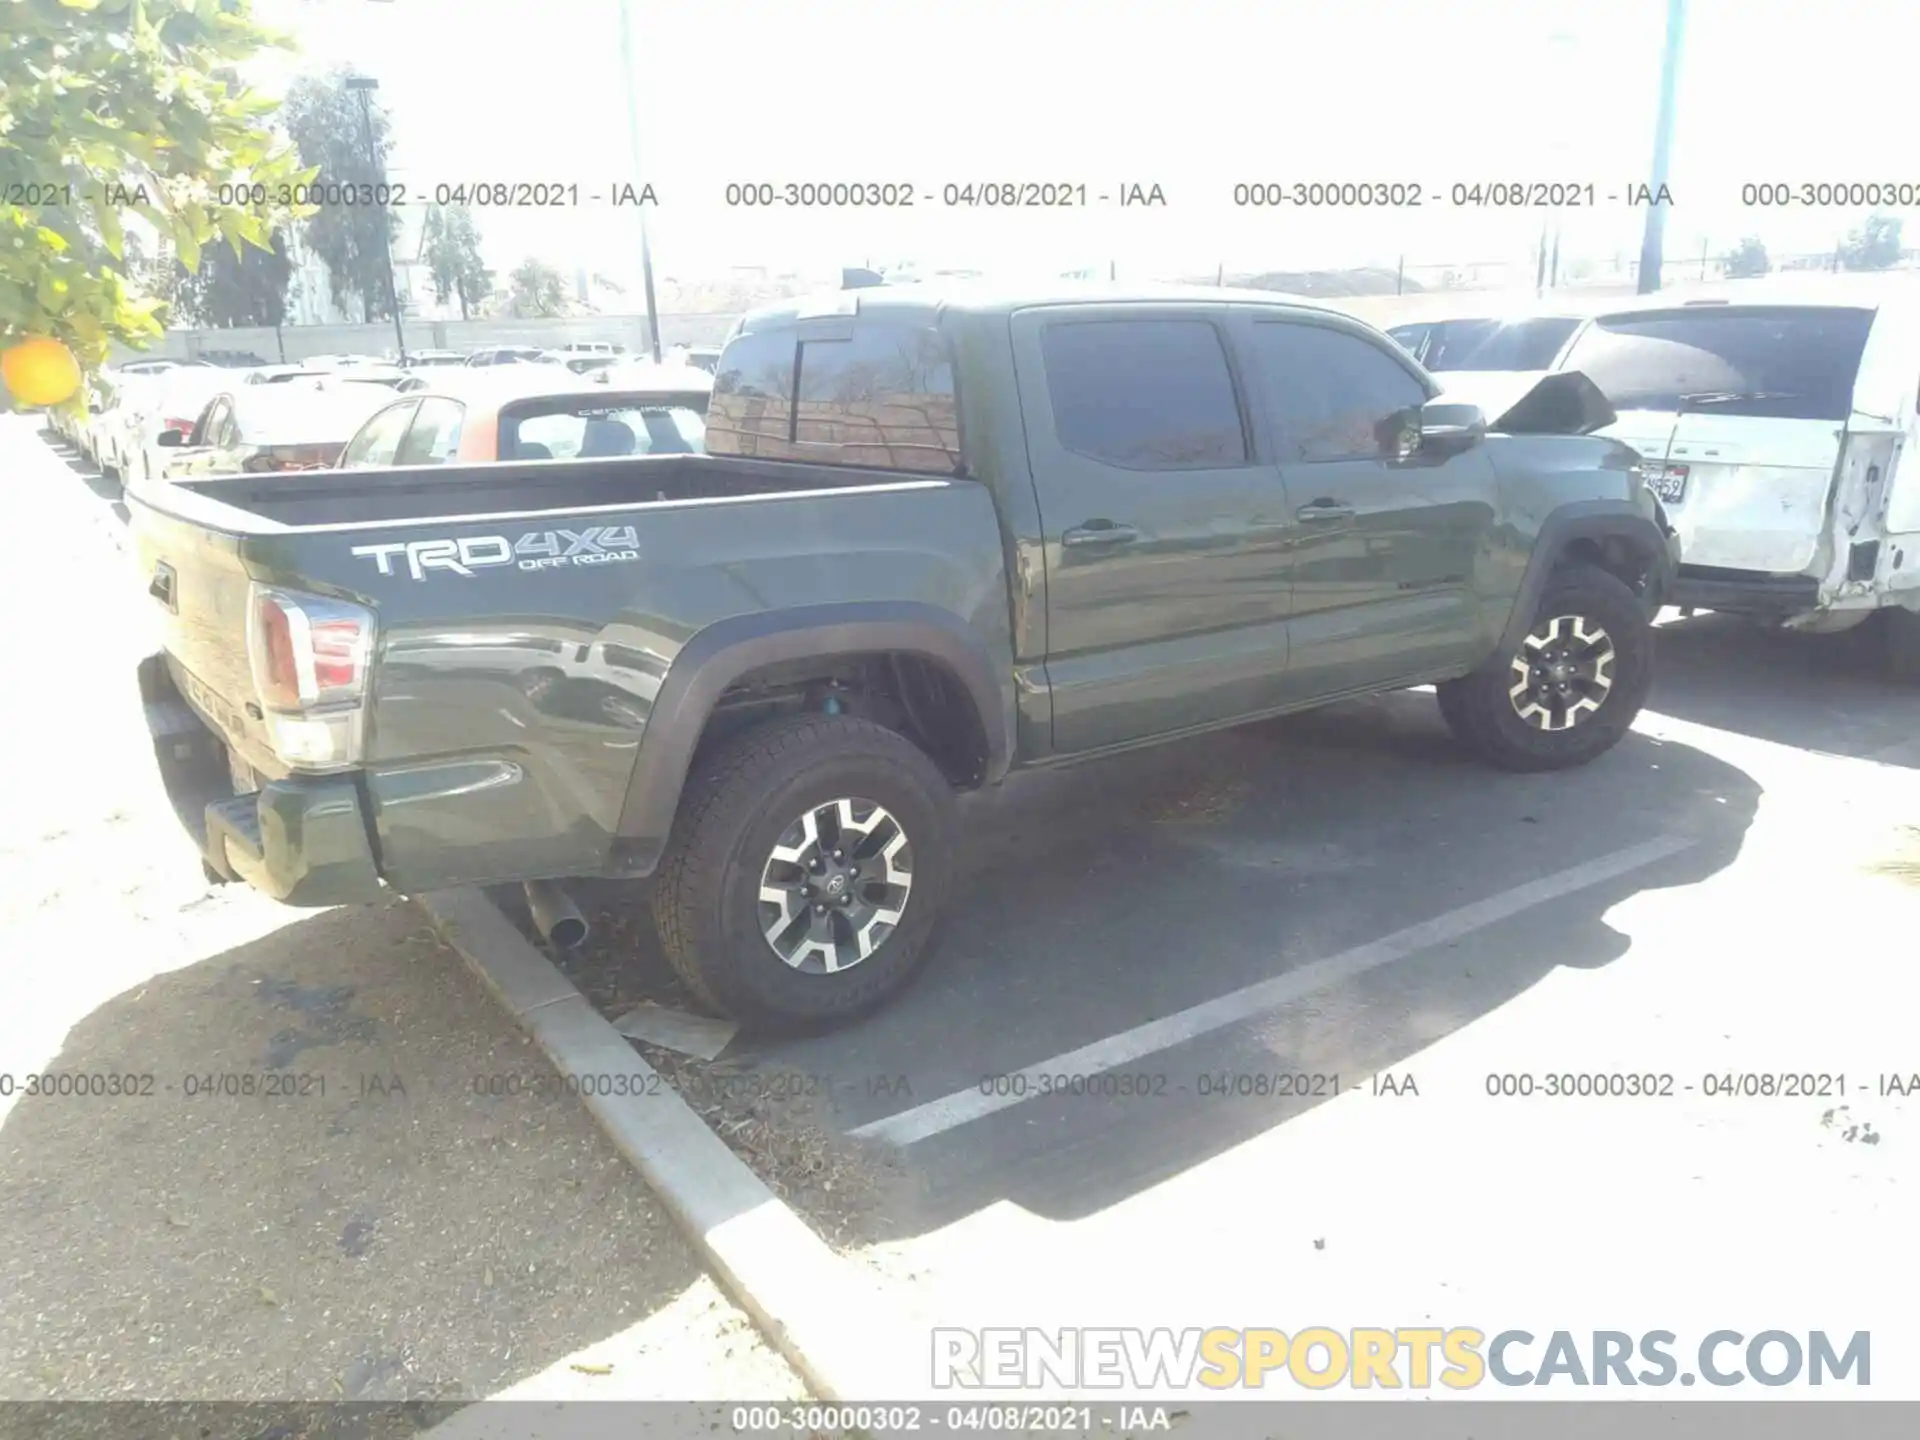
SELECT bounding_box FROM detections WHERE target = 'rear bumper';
[1669,565,1821,618]
[138,653,387,907]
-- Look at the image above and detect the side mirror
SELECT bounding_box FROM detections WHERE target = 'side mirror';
[156,429,186,448]
[1417,400,1487,457]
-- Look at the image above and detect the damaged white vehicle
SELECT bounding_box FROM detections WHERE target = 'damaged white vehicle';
[1549,288,1920,676]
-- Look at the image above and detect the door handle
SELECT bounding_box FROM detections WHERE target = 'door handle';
[148,562,176,612]
[1061,520,1140,548]
[1296,500,1355,522]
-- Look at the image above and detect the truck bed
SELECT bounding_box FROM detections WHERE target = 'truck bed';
[126,448,1013,898]
[146,451,933,531]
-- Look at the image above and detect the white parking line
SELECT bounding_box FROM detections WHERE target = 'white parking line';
[848,834,1697,1147]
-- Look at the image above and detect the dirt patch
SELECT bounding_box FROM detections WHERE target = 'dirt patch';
[635,1045,911,1249]
[491,882,913,1248]
[1141,771,1253,827]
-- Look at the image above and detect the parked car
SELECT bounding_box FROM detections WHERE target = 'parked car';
[558,354,620,377]
[248,365,334,385]
[326,365,419,390]
[117,359,198,377]
[80,361,206,461]
[199,349,271,368]
[466,346,553,367]
[76,370,136,465]
[336,365,711,468]
[1387,309,1587,374]
[102,368,232,482]
[131,282,1674,1030]
[557,341,625,355]
[148,384,400,483]
[682,346,723,374]
[1547,281,1920,674]
[404,349,468,368]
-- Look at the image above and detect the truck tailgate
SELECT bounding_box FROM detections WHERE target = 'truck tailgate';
[130,494,279,776]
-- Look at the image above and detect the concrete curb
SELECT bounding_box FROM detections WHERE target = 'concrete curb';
[417,887,926,1402]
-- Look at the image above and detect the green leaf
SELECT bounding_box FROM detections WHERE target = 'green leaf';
[3,0,297,354]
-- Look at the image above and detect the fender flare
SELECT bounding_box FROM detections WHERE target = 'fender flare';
[611,602,1014,871]
[1497,501,1678,657]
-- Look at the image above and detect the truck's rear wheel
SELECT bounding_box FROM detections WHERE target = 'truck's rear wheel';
[652,714,956,1031]
[1436,564,1652,772]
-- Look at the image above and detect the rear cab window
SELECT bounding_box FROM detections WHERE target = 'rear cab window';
[395,398,465,465]
[708,315,962,474]
[1560,305,1876,420]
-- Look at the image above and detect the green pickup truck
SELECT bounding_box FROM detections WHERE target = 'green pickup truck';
[132,283,1678,1030]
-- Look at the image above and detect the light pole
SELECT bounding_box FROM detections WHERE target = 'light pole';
[616,0,664,361]
[343,74,408,361]
[1637,0,1687,295]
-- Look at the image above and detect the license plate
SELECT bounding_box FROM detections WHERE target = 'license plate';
[1644,463,1688,504]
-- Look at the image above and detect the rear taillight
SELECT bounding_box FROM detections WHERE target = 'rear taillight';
[245,586,375,770]
[162,417,195,437]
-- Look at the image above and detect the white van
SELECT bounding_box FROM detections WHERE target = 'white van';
[1554,284,1920,676]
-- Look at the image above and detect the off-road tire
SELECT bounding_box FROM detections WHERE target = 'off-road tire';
[1436,564,1653,773]
[1876,606,1920,684]
[651,713,957,1031]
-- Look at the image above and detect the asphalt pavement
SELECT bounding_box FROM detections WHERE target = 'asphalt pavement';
[25,407,1920,1404]
[0,417,806,1408]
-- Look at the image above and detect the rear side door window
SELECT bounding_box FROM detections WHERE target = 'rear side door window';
[340,401,418,468]
[188,399,225,447]
[1038,318,1248,468]
[396,398,465,464]
[1246,321,1429,462]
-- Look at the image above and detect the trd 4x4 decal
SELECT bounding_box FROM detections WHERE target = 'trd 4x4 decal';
[351,526,641,581]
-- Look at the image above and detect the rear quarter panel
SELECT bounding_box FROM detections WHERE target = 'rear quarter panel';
[272,480,1011,892]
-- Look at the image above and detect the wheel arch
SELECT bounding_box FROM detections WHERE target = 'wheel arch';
[1497,502,1676,658]
[611,602,1014,875]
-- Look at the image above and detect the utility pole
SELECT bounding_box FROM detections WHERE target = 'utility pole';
[344,76,407,362]
[616,0,664,361]
[1637,0,1687,295]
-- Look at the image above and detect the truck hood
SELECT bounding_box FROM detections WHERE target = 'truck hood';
[1434,369,1618,437]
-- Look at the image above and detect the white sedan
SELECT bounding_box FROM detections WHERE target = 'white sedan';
[119,369,236,485]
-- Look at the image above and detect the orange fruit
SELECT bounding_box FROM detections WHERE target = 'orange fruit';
[1,335,83,408]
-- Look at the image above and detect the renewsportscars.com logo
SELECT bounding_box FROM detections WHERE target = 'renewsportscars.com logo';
[932,1327,1873,1391]
[351,527,641,581]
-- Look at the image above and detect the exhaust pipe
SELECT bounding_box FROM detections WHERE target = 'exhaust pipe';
[524,880,588,949]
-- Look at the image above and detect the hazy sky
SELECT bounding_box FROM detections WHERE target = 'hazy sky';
[249,0,1920,287]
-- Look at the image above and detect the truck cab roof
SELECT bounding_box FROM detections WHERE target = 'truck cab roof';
[732,280,1360,334]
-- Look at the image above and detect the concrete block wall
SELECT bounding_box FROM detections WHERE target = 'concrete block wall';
[114,312,741,365]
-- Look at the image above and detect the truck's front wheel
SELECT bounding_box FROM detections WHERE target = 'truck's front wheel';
[1436,564,1653,772]
[652,714,957,1031]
